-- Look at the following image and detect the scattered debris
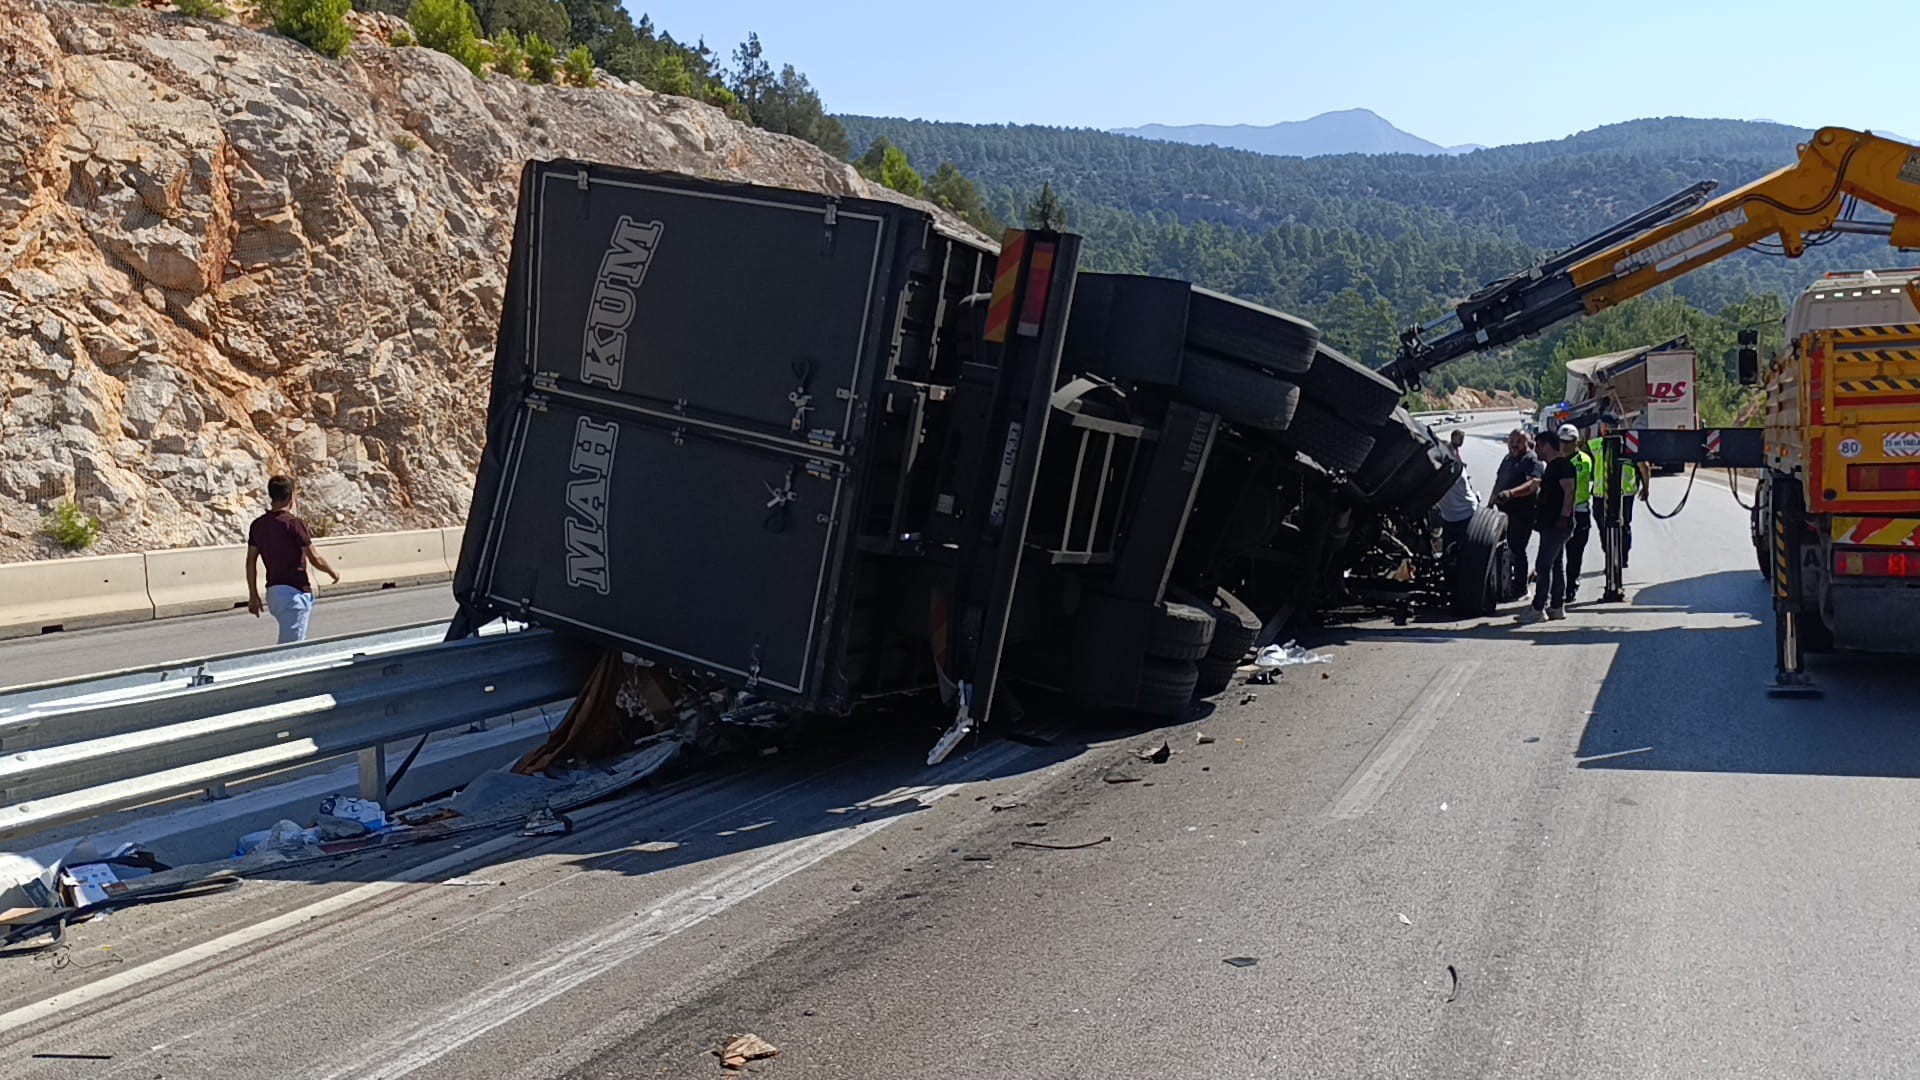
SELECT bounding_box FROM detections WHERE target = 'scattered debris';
[1102,773,1144,784]
[521,809,574,837]
[629,841,682,854]
[1263,640,1330,667]
[317,795,387,831]
[1523,736,1540,744]
[989,801,1028,812]
[1445,964,1459,1002]
[961,853,994,862]
[1397,912,1412,926]
[31,1054,113,1061]
[1135,741,1172,764]
[1239,692,1259,704]
[441,877,504,888]
[1194,732,1216,745]
[235,819,319,857]
[1011,837,1112,851]
[1223,956,1260,968]
[714,1033,779,1070]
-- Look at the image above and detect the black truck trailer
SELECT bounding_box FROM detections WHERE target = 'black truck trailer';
[451,161,1499,756]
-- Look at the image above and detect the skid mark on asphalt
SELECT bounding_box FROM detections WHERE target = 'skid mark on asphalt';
[0,826,535,1040]
[3,747,911,1069]
[1326,660,1482,820]
[305,738,1035,1080]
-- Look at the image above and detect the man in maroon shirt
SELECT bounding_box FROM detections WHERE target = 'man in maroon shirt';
[245,474,340,643]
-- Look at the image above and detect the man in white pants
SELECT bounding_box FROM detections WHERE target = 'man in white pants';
[245,474,340,643]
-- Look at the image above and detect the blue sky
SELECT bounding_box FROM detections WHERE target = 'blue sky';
[633,0,1916,148]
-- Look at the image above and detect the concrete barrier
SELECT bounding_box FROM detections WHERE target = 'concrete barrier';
[0,526,462,641]
[438,526,465,574]
[145,544,250,619]
[0,553,154,641]
[314,529,451,594]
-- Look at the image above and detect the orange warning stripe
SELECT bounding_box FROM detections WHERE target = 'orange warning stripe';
[1834,323,1920,342]
[1831,516,1920,546]
[1015,241,1055,338]
[983,229,1027,345]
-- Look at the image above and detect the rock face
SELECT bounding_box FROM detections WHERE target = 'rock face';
[1421,386,1537,414]
[0,0,950,559]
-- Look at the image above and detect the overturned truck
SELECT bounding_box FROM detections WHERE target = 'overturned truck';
[450,162,1504,754]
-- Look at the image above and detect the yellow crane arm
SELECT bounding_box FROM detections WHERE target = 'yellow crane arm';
[1386,127,1920,386]
[1568,127,1920,312]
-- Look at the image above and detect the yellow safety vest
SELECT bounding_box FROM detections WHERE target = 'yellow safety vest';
[1590,436,1639,497]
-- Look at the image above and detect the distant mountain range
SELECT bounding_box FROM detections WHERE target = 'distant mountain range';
[1114,109,1483,158]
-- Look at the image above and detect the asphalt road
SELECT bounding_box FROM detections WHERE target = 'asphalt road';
[0,584,456,688]
[7,413,1920,1079]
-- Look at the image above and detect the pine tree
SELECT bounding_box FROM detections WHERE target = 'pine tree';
[1025,183,1067,231]
[276,0,354,57]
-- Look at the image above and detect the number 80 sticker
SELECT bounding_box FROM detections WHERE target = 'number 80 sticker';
[1839,437,1864,459]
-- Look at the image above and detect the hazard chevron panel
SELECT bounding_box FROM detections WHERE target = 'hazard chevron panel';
[1830,516,1920,547]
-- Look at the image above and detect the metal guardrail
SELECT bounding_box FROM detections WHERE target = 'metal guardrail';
[0,630,597,840]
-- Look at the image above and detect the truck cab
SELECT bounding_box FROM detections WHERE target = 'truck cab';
[1757,269,1920,652]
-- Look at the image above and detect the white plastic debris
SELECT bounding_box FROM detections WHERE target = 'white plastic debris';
[317,795,387,830]
[1254,641,1331,670]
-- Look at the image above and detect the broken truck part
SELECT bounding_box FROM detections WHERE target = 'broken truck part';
[449,161,1475,750]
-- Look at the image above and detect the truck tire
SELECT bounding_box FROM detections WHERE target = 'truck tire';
[1176,352,1301,431]
[1136,658,1201,715]
[1148,602,1216,661]
[1195,654,1240,698]
[1168,586,1261,663]
[1207,604,1260,663]
[1291,343,1403,425]
[1449,508,1510,616]
[1185,288,1318,374]
[1276,399,1376,475]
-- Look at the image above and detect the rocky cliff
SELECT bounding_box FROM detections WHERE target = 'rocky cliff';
[1420,386,1536,414]
[0,0,950,560]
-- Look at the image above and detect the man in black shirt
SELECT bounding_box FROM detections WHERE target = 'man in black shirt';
[1518,432,1577,623]
[1490,429,1543,597]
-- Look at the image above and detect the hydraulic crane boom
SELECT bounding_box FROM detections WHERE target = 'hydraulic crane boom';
[1384,127,1920,387]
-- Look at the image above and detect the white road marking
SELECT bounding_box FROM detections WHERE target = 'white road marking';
[0,827,533,1037]
[309,766,1009,1080]
[1327,661,1481,820]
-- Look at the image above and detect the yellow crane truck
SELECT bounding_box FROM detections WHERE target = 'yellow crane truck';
[1380,127,1920,694]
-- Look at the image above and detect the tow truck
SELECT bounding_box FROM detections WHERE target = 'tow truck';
[1382,127,1920,694]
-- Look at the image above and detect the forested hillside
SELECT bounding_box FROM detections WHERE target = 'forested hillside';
[840,115,1904,420]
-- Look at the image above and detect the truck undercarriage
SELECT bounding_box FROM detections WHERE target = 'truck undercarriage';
[449,161,1503,751]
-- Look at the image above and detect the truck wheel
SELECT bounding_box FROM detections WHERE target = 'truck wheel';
[1291,343,1403,425]
[1276,399,1376,475]
[1136,658,1201,715]
[1185,287,1318,374]
[1176,353,1301,431]
[1169,586,1261,663]
[1195,655,1240,698]
[1207,603,1260,663]
[1449,508,1510,616]
[1148,602,1216,661]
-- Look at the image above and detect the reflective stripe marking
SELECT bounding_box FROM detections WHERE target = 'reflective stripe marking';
[982,230,1026,345]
